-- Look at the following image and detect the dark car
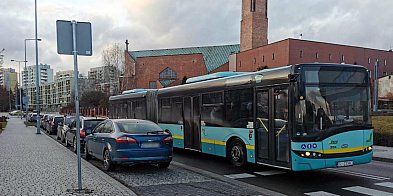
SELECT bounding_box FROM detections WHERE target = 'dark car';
[47,116,64,135]
[84,119,173,171]
[41,114,49,129]
[57,116,76,143]
[65,117,106,152]
[28,113,38,122]
[44,115,54,132]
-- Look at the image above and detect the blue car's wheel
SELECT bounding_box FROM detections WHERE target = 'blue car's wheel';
[103,149,114,171]
[83,144,92,160]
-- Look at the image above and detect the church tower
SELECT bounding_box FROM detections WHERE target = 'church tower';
[240,0,268,52]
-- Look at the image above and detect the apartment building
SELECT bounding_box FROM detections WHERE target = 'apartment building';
[88,65,120,95]
[0,67,17,92]
[22,64,53,87]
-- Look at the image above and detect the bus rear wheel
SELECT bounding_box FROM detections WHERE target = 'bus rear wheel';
[228,139,247,167]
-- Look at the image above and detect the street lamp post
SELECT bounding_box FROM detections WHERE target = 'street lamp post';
[11,59,25,116]
[24,38,42,121]
[35,0,41,134]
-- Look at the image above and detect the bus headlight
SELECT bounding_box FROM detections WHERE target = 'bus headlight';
[298,151,323,158]
[363,146,373,152]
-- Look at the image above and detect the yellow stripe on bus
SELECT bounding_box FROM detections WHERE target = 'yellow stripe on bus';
[315,146,366,154]
[201,139,255,150]
[172,135,184,140]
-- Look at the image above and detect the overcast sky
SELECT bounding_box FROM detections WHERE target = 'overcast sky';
[1,0,393,75]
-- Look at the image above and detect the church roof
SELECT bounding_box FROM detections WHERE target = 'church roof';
[128,44,240,73]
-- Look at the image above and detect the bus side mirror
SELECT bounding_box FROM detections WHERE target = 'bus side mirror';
[289,73,300,82]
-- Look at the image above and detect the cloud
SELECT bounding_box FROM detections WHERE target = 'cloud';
[1,0,393,75]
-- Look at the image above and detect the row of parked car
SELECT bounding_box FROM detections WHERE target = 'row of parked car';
[39,114,173,171]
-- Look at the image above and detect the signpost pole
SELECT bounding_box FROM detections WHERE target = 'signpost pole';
[71,20,82,190]
[57,19,91,191]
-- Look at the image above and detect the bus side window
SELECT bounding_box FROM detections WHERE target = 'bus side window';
[225,89,253,128]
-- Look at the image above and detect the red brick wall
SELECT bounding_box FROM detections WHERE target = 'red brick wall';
[236,38,393,78]
[131,54,208,89]
[240,0,268,52]
[237,39,290,72]
[210,63,229,73]
[288,39,393,78]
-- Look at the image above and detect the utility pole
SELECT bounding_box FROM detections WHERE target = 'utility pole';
[34,0,41,134]
[373,60,379,112]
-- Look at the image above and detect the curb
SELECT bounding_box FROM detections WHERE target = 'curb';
[33,126,137,196]
[172,161,286,196]
[372,157,393,163]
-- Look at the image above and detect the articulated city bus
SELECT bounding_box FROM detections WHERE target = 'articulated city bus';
[109,63,373,171]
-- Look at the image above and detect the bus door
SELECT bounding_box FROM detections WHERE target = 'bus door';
[183,96,201,150]
[256,87,290,168]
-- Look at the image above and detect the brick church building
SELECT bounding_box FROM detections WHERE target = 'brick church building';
[120,0,393,91]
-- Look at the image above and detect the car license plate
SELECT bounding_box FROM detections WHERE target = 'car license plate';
[141,142,160,148]
[337,161,353,167]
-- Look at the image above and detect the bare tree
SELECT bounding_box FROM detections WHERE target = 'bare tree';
[102,43,125,73]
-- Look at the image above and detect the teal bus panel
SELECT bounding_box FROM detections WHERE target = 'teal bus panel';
[291,129,373,171]
[201,125,256,163]
[158,123,184,149]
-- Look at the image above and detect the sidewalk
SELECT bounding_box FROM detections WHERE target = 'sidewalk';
[0,117,136,196]
[373,145,393,163]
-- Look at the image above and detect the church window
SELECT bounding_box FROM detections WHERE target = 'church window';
[251,0,256,12]
[159,67,177,79]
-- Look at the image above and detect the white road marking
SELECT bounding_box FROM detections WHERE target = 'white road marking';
[327,169,390,181]
[224,173,256,179]
[343,186,393,196]
[304,191,340,196]
[254,170,286,176]
[376,182,393,189]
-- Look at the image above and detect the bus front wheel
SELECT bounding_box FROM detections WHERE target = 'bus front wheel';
[228,139,247,167]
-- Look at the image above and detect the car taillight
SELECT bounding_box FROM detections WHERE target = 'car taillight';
[163,136,173,143]
[80,130,86,137]
[116,136,137,144]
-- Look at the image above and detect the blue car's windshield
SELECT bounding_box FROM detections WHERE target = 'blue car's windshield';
[116,122,162,134]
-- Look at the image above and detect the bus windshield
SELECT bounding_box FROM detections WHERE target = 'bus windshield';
[294,66,371,141]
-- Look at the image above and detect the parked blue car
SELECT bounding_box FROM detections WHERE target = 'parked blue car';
[84,119,173,171]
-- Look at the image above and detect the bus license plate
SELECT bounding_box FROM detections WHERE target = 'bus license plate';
[141,142,160,148]
[337,161,353,167]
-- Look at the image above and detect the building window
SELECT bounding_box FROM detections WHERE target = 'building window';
[262,55,265,62]
[251,0,256,12]
[383,72,388,76]
[329,54,332,61]
[253,57,256,64]
[368,58,371,64]
[300,50,303,58]
[315,52,319,59]
[159,67,177,79]
[272,53,275,60]
[341,55,345,63]
[149,81,157,89]
[385,59,387,66]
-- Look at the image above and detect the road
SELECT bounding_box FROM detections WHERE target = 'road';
[173,149,393,196]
